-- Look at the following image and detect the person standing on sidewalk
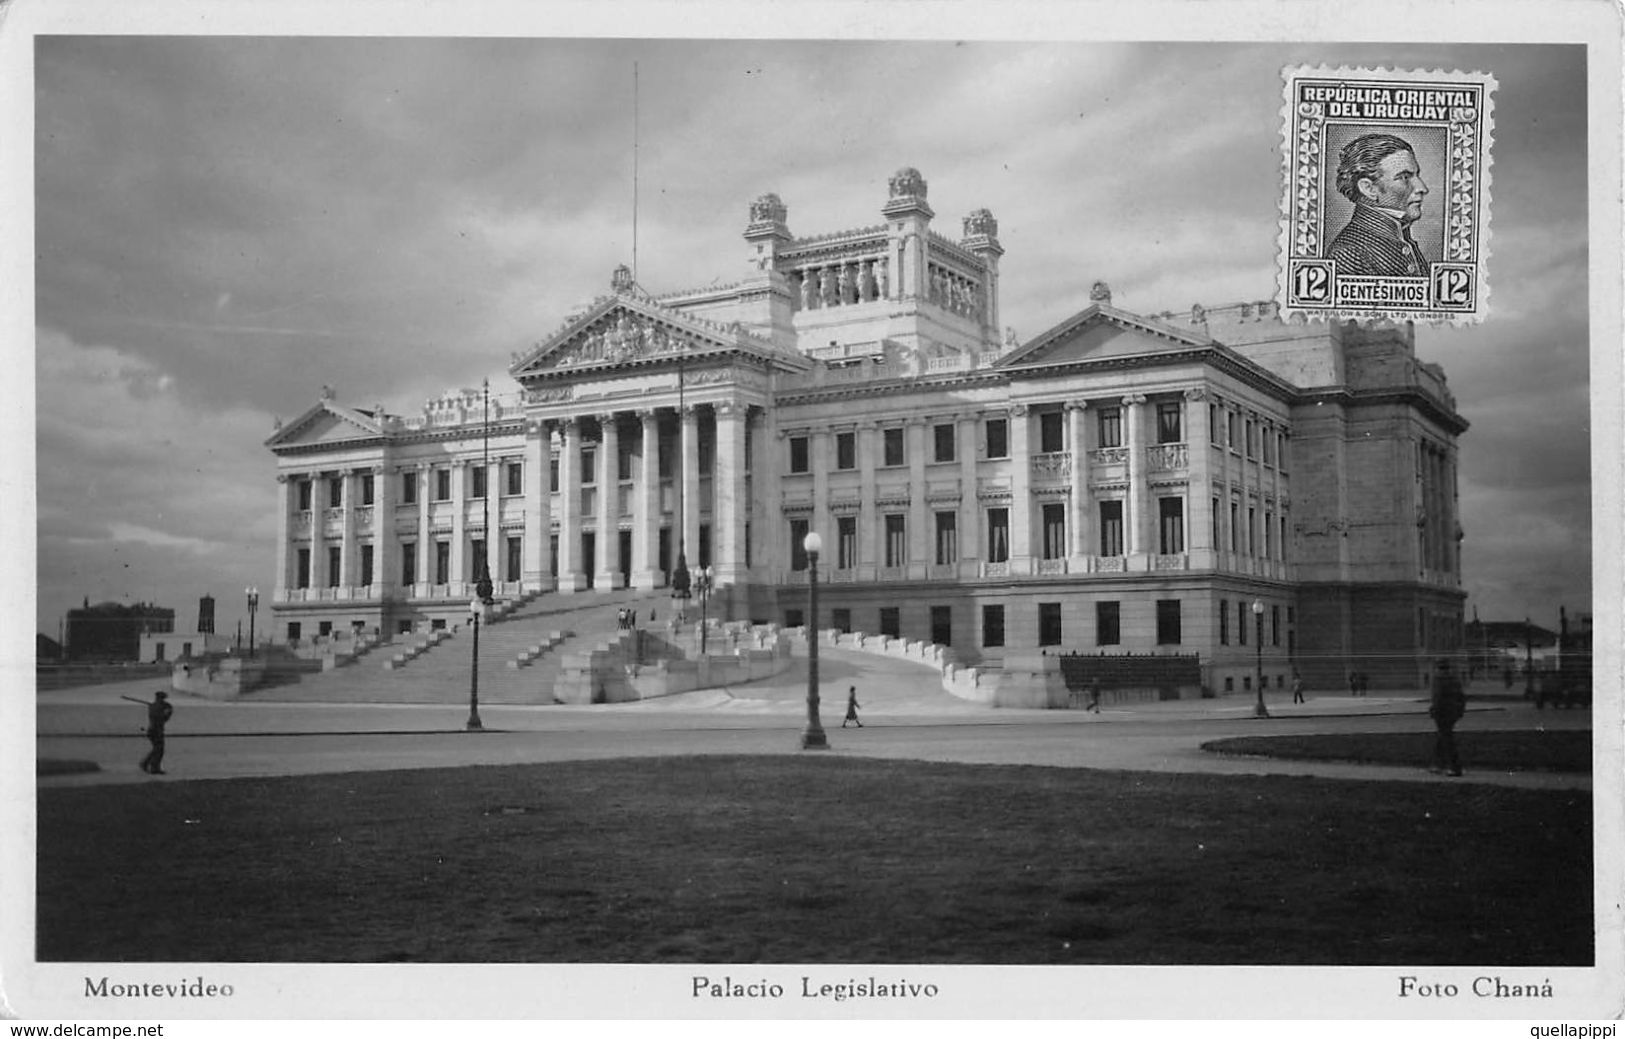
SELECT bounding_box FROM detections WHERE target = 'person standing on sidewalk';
[842,686,863,728]
[137,691,173,775]
[1086,677,1103,713]
[1428,660,1466,776]
[1291,672,1306,704]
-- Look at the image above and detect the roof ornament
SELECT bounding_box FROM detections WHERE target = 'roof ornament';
[748,192,787,227]
[1089,281,1112,304]
[963,208,998,239]
[319,384,336,401]
[1191,303,1206,324]
[611,264,635,294]
[888,167,928,201]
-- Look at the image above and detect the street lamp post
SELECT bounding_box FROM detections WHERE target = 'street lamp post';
[695,565,714,654]
[800,532,828,750]
[245,587,259,658]
[467,598,484,731]
[1252,599,1268,718]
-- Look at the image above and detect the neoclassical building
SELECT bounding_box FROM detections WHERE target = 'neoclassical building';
[266,168,1467,690]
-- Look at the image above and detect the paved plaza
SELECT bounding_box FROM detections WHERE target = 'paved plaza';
[36,646,1592,791]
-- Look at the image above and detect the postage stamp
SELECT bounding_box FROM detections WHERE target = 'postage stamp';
[1278,65,1497,325]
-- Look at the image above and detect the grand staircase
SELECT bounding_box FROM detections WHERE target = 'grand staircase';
[251,587,669,705]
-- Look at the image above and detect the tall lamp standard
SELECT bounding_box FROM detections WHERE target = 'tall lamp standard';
[695,565,714,654]
[467,598,484,731]
[469,380,493,733]
[670,348,691,619]
[245,587,259,659]
[800,531,828,750]
[1252,599,1268,718]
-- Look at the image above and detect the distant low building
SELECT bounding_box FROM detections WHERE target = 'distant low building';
[63,599,175,662]
[137,631,236,664]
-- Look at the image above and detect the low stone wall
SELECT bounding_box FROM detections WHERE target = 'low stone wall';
[553,622,793,704]
[169,657,269,700]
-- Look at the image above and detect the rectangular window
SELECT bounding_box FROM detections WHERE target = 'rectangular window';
[1245,420,1257,459]
[1272,604,1281,646]
[933,423,956,462]
[297,548,311,589]
[986,507,1010,563]
[1038,602,1062,647]
[471,464,488,500]
[580,448,596,485]
[1265,510,1275,558]
[879,607,900,638]
[469,539,486,582]
[658,435,673,479]
[435,468,451,501]
[784,608,804,630]
[832,608,852,634]
[1226,411,1238,451]
[934,511,957,565]
[1212,496,1222,549]
[697,431,714,476]
[327,546,341,588]
[1041,502,1066,560]
[884,514,907,567]
[1278,432,1288,472]
[1219,598,1229,645]
[1156,401,1182,444]
[1248,506,1257,555]
[986,418,1008,459]
[1039,411,1064,454]
[361,474,375,506]
[836,431,856,470]
[329,476,344,508]
[789,518,809,571]
[401,543,416,586]
[435,541,450,584]
[1099,500,1124,556]
[1262,426,1275,466]
[507,536,522,582]
[507,461,524,495]
[1158,497,1185,554]
[402,472,417,505]
[1156,599,1182,645]
[549,457,560,492]
[1096,601,1120,646]
[1238,600,1248,645]
[618,442,634,482]
[931,605,952,646]
[298,479,314,511]
[789,435,809,473]
[1229,502,1240,552]
[982,604,1005,648]
[837,516,857,570]
[1098,407,1123,448]
[360,544,374,586]
[883,427,905,467]
[1280,515,1289,560]
[1209,403,1219,443]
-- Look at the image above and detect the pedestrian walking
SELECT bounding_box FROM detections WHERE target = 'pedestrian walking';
[842,685,862,728]
[1086,676,1102,713]
[1428,660,1466,776]
[1291,672,1306,704]
[127,691,173,775]
[1348,670,1360,697]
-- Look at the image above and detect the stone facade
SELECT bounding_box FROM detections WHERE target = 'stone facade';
[265,168,1468,690]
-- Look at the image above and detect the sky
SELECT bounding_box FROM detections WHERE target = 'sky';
[16,24,1601,643]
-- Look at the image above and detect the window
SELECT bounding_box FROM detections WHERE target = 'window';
[327,546,341,588]
[658,435,673,479]
[1278,432,1288,471]
[837,516,857,570]
[1041,503,1066,560]
[402,472,417,505]
[697,430,713,475]
[296,548,311,589]
[1038,602,1062,647]
[1272,604,1281,646]
[784,608,804,629]
[1226,410,1238,451]
[507,461,524,495]
[935,511,958,565]
[361,474,375,506]
[836,431,855,470]
[1212,496,1222,549]
[360,544,374,586]
[883,427,905,467]
[1245,420,1257,459]
[1219,599,1229,645]
[1099,500,1124,556]
[1248,507,1257,555]
[1098,407,1123,448]
[549,457,560,492]
[318,621,333,638]
[435,541,450,584]
[401,543,416,586]
[287,621,302,642]
[618,442,633,481]
[1229,502,1240,552]
[879,607,900,637]
[1158,497,1185,554]
[1280,515,1289,560]
[1262,426,1275,465]
[986,418,1008,458]
[1156,599,1182,645]
[1096,601,1120,646]
[471,464,488,500]
[884,514,907,567]
[397,619,412,635]
[298,479,313,511]
[934,423,956,462]
[789,518,809,571]
[1265,510,1274,558]
[1209,403,1220,443]
[469,539,486,582]
[832,608,852,634]
[434,468,451,501]
[1238,601,1248,645]
[507,537,522,582]
[986,507,1010,563]
[931,606,952,646]
[580,448,596,485]
[329,476,344,508]
[789,436,809,473]
[1039,411,1064,453]
[1157,402,1182,444]
[982,604,1005,648]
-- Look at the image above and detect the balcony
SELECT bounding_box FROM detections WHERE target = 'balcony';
[1030,451,1071,483]
[1147,442,1189,472]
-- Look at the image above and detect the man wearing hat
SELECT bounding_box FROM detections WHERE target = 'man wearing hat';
[138,691,173,775]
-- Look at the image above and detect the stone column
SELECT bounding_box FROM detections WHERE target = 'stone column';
[633,409,661,590]
[680,404,701,567]
[558,418,584,592]
[372,463,395,594]
[1066,402,1090,564]
[450,459,468,595]
[275,475,292,597]
[415,464,431,594]
[308,472,327,592]
[856,420,878,575]
[1123,394,1148,559]
[715,401,747,585]
[339,469,357,595]
[1185,388,1211,562]
[906,417,928,576]
[1008,404,1032,573]
[957,412,979,577]
[595,412,621,590]
[523,421,551,591]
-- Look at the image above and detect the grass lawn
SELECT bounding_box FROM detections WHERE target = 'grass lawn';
[1202,730,1591,772]
[37,756,1591,965]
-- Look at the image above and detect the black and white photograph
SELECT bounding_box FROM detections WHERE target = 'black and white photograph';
[4,0,1620,1026]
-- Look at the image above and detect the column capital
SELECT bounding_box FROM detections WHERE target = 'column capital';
[1064,400,1089,413]
[276,473,291,484]
[1183,387,1208,402]
[595,410,620,428]
[1122,393,1148,407]
[715,400,746,418]
[634,407,661,424]
[1009,403,1030,417]
[677,403,700,420]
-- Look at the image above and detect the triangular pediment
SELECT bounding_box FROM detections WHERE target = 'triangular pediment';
[510,292,808,379]
[265,401,383,449]
[996,304,1215,369]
